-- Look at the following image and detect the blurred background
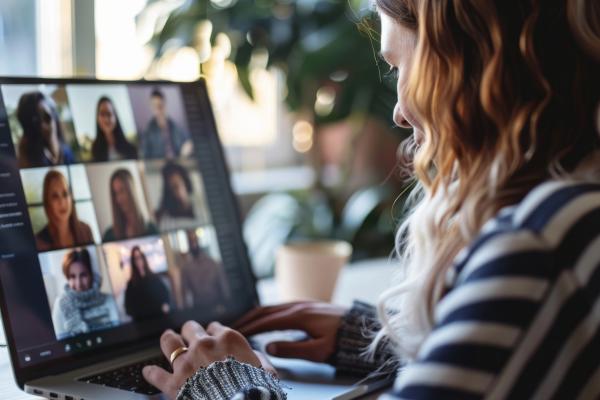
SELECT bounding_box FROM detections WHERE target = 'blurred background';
[0,0,412,278]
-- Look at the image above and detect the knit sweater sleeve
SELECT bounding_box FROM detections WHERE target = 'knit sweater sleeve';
[329,301,400,376]
[176,357,286,400]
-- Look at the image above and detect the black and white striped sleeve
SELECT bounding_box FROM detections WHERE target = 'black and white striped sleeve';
[380,231,550,400]
[379,182,600,400]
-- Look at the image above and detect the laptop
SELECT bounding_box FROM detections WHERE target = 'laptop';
[0,77,393,400]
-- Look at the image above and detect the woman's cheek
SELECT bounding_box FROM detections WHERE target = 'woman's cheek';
[65,198,72,215]
[51,199,61,217]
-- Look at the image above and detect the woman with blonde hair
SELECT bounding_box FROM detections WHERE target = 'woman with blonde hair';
[36,170,94,252]
[143,1,600,399]
[102,169,158,241]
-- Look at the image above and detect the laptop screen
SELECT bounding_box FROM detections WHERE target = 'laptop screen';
[0,78,257,373]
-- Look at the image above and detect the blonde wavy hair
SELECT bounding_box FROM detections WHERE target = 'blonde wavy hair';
[371,0,600,360]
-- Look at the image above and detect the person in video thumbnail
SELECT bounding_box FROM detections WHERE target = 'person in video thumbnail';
[156,162,195,230]
[125,246,171,320]
[102,169,158,242]
[36,170,94,252]
[16,91,76,168]
[52,248,119,339]
[180,230,229,306]
[141,89,192,159]
[91,97,138,162]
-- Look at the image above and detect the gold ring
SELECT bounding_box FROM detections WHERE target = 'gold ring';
[170,347,188,368]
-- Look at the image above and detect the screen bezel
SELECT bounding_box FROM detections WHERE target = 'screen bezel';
[0,76,259,388]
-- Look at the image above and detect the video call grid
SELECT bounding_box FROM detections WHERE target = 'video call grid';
[0,82,253,366]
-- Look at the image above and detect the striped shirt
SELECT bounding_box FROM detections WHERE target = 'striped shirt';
[382,180,600,400]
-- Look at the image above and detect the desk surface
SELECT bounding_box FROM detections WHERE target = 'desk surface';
[0,258,396,400]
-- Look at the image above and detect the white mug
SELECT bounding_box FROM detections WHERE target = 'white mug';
[275,240,352,302]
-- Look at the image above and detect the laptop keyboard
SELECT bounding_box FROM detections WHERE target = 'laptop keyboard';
[78,355,171,396]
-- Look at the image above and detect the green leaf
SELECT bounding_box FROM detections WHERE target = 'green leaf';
[237,66,254,100]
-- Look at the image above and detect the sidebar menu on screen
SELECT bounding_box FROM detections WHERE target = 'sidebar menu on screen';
[0,90,59,368]
[0,95,27,244]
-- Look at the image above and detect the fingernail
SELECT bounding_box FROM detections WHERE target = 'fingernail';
[266,343,277,355]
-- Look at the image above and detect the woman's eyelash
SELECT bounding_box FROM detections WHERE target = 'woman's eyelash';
[383,67,399,79]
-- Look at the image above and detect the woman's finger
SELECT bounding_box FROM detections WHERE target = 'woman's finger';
[235,309,303,336]
[265,338,332,363]
[206,321,228,336]
[254,351,279,380]
[181,320,208,345]
[142,365,177,399]
[230,302,312,329]
[230,305,290,329]
[159,329,187,367]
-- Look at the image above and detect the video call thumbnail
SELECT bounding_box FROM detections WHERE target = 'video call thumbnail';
[128,85,193,159]
[39,245,119,340]
[86,160,158,242]
[141,158,211,232]
[20,165,102,252]
[165,228,230,309]
[67,84,139,163]
[2,84,81,168]
[102,235,171,324]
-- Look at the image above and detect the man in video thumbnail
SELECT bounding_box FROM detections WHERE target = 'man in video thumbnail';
[180,230,229,306]
[142,89,192,159]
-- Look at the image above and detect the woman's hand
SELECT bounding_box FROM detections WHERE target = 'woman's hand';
[231,301,348,363]
[143,321,277,400]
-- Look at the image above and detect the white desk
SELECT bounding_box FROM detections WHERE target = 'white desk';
[0,258,396,400]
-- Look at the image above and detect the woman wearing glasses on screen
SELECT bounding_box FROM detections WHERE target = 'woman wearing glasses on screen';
[102,169,158,242]
[91,97,138,162]
[52,248,120,340]
[36,170,94,252]
[16,91,77,168]
[125,246,171,320]
[141,1,600,400]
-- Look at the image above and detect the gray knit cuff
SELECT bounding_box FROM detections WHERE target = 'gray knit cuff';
[176,357,287,400]
[330,301,399,376]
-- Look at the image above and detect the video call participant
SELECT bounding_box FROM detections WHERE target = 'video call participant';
[52,248,119,339]
[156,162,196,231]
[36,170,94,252]
[180,230,229,306]
[17,91,77,168]
[91,97,138,162]
[102,169,158,241]
[141,89,192,159]
[125,246,171,320]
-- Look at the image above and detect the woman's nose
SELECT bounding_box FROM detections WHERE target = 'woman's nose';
[393,103,412,129]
